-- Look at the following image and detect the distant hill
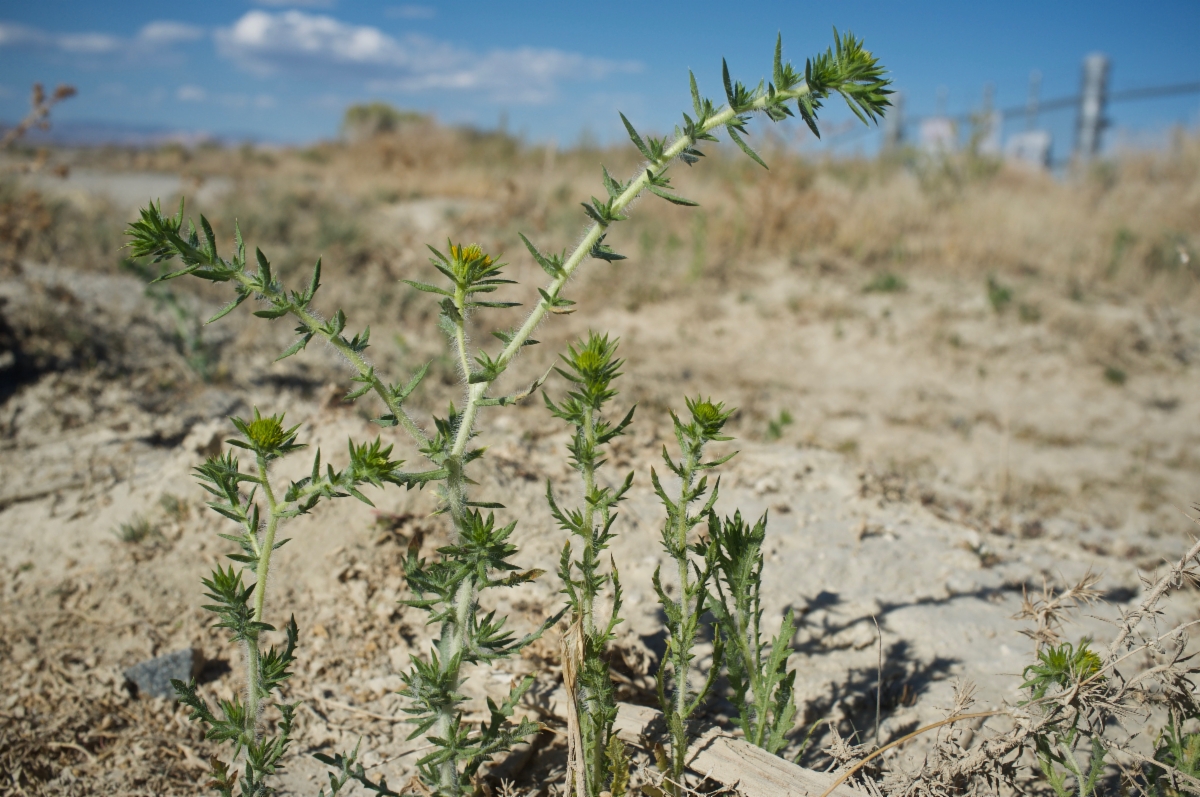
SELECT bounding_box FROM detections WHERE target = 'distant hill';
[0,119,263,147]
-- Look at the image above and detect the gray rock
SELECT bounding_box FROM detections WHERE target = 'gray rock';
[124,648,202,699]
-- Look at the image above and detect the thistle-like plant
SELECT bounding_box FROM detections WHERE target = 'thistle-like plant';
[651,397,735,796]
[545,333,634,797]
[1021,640,1108,797]
[1147,710,1200,797]
[709,511,798,754]
[170,409,409,796]
[126,29,889,796]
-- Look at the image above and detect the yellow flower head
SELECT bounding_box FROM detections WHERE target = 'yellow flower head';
[449,243,491,267]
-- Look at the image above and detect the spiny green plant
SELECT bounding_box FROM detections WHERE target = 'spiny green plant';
[126,28,890,797]
[709,511,798,755]
[169,409,410,797]
[1147,711,1200,796]
[1021,640,1108,797]
[651,397,735,796]
[545,332,634,797]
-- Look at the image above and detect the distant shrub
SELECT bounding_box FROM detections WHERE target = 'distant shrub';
[113,515,159,544]
[863,271,907,293]
[987,274,1013,313]
[341,102,428,142]
[765,409,794,440]
[1104,365,1127,385]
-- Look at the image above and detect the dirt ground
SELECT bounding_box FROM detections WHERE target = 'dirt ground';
[2,134,1200,795]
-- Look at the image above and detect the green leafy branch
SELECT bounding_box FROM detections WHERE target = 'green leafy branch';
[709,511,798,755]
[171,411,414,796]
[545,333,635,797]
[651,397,736,797]
[124,212,431,446]
[1021,640,1109,797]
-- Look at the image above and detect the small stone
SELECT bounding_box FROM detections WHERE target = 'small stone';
[123,649,202,699]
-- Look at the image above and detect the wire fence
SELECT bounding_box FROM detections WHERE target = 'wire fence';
[823,54,1200,164]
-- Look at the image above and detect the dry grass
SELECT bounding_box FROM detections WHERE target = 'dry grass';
[8,123,1197,294]
[5,129,1197,533]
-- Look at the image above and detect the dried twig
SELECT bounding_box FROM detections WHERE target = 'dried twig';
[1,82,76,150]
[817,711,1002,797]
[1107,530,1200,658]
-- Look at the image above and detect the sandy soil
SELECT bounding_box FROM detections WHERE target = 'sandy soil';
[3,177,1200,795]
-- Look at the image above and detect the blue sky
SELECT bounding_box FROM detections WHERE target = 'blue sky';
[1,0,1198,157]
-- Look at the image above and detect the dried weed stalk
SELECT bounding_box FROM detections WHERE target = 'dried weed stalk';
[830,531,1200,797]
[2,82,76,174]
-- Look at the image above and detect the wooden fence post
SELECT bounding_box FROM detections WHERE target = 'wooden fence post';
[1075,52,1110,160]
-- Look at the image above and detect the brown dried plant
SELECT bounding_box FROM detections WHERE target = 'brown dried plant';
[820,528,1200,797]
[2,82,77,175]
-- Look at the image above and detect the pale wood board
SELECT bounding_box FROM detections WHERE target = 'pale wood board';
[535,689,859,797]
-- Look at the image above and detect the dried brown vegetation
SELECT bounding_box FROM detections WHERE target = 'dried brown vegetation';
[2,120,1200,796]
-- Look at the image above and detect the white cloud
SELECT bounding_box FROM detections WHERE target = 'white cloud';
[385,5,435,19]
[216,10,639,103]
[97,82,168,106]
[0,19,206,61]
[58,32,122,54]
[306,92,348,110]
[139,21,206,44]
[176,83,276,110]
[177,85,208,102]
[0,22,51,48]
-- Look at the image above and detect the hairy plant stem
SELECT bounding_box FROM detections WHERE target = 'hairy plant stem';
[226,270,432,450]
[747,618,765,746]
[432,572,476,792]
[736,582,769,744]
[245,639,262,742]
[433,468,476,792]
[580,407,598,636]
[427,283,485,793]
[247,453,281,737]
[253,454,281,623]
[670,447,699,790]
[579,406,606,797]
